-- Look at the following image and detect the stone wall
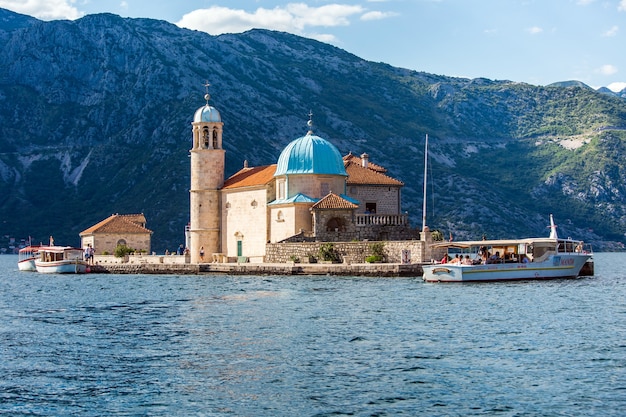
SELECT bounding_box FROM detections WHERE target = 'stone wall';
[315,223,419,242]
[347,184,400,214]
[90,262,423,277]
[94,253,190,265]
[222,187,270,260]
[265,240,425,264]
[90,233,151,256]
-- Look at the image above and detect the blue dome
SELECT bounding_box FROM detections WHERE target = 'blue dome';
[275,133,347,176]
[194,105,221,123]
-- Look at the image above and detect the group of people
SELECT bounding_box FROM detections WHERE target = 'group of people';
[83,244,95,265]
[165,244,189,256]
[440,250,530,265]
[442,254,477,265]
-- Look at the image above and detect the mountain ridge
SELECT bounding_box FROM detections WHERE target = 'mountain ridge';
[1,9,626,251]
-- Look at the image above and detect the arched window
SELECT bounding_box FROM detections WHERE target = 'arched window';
[276,211,284,222]
[202,127,210,148]
[326,217,344,232]
[212,129,218,149]
[117,239,127,246]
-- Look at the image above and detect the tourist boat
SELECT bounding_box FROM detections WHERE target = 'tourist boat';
[422,215,593,283]
[35,246,88,274]
[18,246,40,271]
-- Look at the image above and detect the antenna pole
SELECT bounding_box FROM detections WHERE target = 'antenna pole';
[422,134,428,232]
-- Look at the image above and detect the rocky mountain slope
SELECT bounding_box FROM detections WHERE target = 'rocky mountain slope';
[1,8,626,251]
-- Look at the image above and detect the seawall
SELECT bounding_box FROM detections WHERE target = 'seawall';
[88,262,425,277]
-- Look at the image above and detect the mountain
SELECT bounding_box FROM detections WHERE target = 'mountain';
[549,80,626,100]
[547,80,594,90]
[1,9,626,251]
[597,86,626,99]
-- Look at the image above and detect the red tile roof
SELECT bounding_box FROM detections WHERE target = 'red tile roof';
[223,164,277,189]
[312,192,358,210]
[80,214,152,235]
[345,160,404,186]
[343,152,386,173]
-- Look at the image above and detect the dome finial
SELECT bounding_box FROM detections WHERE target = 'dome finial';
[203,80,211,104]
[307,110,314,135]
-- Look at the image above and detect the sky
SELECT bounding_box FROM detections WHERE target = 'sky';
[1,0,626,91]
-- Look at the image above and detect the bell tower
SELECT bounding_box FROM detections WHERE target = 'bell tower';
[189,82,225,263]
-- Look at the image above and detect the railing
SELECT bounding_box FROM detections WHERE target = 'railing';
[355,214,409,227]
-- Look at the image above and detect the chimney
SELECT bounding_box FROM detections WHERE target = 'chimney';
[361,153,369,168]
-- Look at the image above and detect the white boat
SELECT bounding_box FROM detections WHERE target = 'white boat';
[35,246,88,274]
[18,246,39,271]
[422,215,593,283]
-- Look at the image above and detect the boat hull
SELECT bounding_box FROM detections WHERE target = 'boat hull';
[18,259,37,272]
[423,253,592,283]
[18,246,39,272]
[35,260,88,274]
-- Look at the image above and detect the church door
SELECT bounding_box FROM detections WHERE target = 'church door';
[237,240,243,257]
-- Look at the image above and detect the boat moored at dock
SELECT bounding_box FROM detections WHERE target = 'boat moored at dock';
[423,216,593,283]
[18,246,39,272]
[35,246,88,274]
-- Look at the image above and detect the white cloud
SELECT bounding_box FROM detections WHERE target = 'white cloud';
[597,64,618,75]
[602,25,619,37]
[607,81,626,92]
[176,4,365,36]
[0,0,83,20]
[526,26,543,35]
[309,33,337,43]
[620,0,626,12]
[360,11,398,21]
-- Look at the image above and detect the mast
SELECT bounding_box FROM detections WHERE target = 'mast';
[422,134,428,232]
[548,214,558,239]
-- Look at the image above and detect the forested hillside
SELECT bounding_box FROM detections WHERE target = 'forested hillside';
[1,9,625,251]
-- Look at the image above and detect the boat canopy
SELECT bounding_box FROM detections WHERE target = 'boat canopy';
[430,237,582,249]
[38,246,81,253]
[19,246,40,252]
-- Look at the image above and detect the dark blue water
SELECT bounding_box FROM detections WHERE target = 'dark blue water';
[0,253,624,416]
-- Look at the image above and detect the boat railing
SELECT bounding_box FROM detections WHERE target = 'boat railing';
[355,213,409,227]
[556,240,592,255]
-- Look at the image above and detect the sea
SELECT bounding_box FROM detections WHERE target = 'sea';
[0,253,624,417]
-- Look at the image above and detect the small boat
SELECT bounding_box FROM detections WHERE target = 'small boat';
[35,246,88,274]
[18,246,40,271]
[422,215,593,283]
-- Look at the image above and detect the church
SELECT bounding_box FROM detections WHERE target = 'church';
[188,89,417,264]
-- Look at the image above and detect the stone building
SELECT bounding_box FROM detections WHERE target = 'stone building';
[188,90,419,263]
[80,213,152,255]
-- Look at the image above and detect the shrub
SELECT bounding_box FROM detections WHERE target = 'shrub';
[365,255,383,263]
[318,243,340,262]
[370,242,386,257]
[114,244,134,258]
[431,230,444,241]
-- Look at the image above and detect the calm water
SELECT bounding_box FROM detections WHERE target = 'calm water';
[0,254,624,416]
